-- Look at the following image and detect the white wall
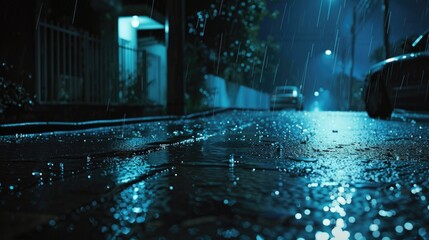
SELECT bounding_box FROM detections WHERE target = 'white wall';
[118,16,167,107]
[138,39,167,107]
[118,17,137,43]
[144,44,167,106]
[118,17,138,86]
[205,75,269,109]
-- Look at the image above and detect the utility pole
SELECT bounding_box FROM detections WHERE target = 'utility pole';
[349,6,356,110]
[166,0,185,115]
[348,0,380,110]
[382,0,390,59]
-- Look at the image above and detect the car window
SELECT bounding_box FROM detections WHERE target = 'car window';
[275,88,295,94]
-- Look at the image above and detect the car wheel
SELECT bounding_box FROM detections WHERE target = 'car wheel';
[365,79,393,119]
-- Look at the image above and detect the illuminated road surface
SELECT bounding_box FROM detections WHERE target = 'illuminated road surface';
[1,110,429,239]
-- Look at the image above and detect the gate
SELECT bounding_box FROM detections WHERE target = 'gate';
[36,21,153,106]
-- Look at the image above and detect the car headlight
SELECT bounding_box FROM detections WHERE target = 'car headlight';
[292,90,298,97]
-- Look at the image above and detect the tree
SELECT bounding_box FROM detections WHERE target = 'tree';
[369,36,418,64]
[185,0,280,103]
[0,63,34,121]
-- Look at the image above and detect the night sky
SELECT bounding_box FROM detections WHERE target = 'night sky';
[1,0,428,112]
[262,0,429,98]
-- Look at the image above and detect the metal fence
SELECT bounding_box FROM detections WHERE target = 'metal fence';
[36,21,158,106]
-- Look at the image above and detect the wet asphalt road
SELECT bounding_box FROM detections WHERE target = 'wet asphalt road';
[1,110,429,239]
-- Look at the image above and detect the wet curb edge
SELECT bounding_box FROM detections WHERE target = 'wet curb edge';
[0,108,265,135]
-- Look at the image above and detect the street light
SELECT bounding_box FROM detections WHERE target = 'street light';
[131,15,140,28]
[325,49,332,56]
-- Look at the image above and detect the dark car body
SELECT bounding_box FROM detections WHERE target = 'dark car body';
[363,30,429,118]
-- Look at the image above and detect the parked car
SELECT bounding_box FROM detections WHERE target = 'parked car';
[363,30,429,118]
[270,85,304,111]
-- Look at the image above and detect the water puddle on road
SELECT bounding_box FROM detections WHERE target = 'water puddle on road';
[23,132,428,239]
[2,111,429,239]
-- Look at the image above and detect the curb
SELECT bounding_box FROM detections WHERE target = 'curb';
[391,109,429,123]
[0,108,254,135]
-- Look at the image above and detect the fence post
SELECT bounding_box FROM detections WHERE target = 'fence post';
[142,50,148,103]
[83,31,90,103]
[36,20,41,103]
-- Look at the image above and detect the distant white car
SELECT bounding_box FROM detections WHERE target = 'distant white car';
[270,86,304,110]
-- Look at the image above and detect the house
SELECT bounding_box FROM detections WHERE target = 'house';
[1,0,184,122]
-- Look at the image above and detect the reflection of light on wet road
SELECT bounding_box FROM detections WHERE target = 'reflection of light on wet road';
[2,111,429,239]
[300,113,378,239]
[101,155,169,238]
[309,183,353,239]
[106,181,154,237]
[310,112,357,145]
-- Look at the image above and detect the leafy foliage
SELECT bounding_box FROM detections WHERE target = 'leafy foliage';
[185,0,280,101]
[0,63,34,116]
[369,36,419,63]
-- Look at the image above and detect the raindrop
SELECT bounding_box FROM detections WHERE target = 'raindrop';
[372,231,381,238]
[337,196,346,205]
[256,235,264,240]
[32,171,43,176]
[132,207,143,214]
[150,0,154,17]
[322,219,330,226]
[72,0,78,24]
[315,231,329,240]
[369,223,379,232]
[305,225,313,232]
[49,219,56,226]
[121,227,131,235]
[395,225,404,233]
[419,228,427,237]
[378,209,395,217]
[404,222,414,231]
[411,184,422,194]
[229,154,235,167]
[336,218,345,228]
[354,232,363,239]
